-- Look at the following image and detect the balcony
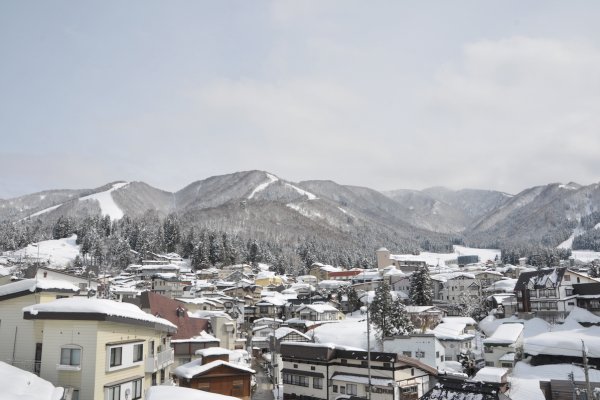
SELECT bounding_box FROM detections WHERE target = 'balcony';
[145,349,174,373]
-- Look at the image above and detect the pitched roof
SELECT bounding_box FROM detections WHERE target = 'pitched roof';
[514,267,566,290]
[139,291,209,340]
[173,359,254,379]
[421,377,507,400]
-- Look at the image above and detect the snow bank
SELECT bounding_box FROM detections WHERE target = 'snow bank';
[565,306,600,324]
[483,323,523,344]
[0,361,64,400]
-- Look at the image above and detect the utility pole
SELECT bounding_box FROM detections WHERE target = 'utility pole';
[583,340,593,399]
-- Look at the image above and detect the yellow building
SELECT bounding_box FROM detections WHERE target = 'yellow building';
[23,297,177,400]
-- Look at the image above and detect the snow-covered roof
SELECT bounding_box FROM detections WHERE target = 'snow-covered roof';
[431,272,476,282]
[0,361,64,400]
[195,347,232,357]
[0,278,79,298]
[297,304,340,313]
[483,323,523,345]
[173,359,254,379]
[23,297,177,331]
[171,331,219,344]
[473,367,509,383]
[484,278,518,293]
[273,327,310,341]
[146,385,238,400]
[431,322,474,341]
[257,296,287,306]
[565,306,600,324]
[524,326,600,357]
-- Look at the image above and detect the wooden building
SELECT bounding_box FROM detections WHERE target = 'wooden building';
[173,350,255,400]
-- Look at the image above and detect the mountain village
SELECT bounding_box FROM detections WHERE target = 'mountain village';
[2,232,600,400]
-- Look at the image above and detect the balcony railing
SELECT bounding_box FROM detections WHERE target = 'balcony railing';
[145,349,174,373]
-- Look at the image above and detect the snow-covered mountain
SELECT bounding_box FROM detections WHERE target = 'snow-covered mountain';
[3,171,600,251]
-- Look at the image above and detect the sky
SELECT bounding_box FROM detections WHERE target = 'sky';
[1,1,600,198]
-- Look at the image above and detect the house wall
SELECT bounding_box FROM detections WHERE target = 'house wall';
[0,291,73,372]
[383,336,445,369]
[39,319,171,400]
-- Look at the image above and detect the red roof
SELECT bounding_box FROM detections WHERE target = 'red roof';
[140,291,209,340]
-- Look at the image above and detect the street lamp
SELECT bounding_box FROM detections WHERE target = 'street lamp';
[360,298,372,400]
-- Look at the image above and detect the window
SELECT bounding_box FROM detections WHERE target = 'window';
[347,384,357,395]
[383,362,390,368]
[403,351,412,357]
[341,359,347,365]
[484,346,493,353]
[107,386,120,400]
[294,364,298,368]
[60,347,81,366]
[436,351,440,358]
[133,379,143,400]
[564,275,571,281]
[110,347,122,367]
[283,373,309,387]
[333,385,338,393]
[485,361,494,367]
[361,361,368,367]
[566,288,574,296]
[310,366,315,371]
[56,295,69,299]
[341,386,346,394]
[415,351,425,358]
[160,368,165,383]
[133,343,143,362]
[72,390,79,400]
[411,368,414,376]
[313,377,323,389]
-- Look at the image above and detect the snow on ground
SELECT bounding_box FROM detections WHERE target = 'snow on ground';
[0,361,64,400]
[22,203,63,220]
[79,182,128,219]
[572,250,600,262]
[509,361,600,400]
[390,246,500,267]
[7,234,80,267]
[284,183,317,200]
[311,313,377,351]
[286,203,323,219]
[248,173,279,199]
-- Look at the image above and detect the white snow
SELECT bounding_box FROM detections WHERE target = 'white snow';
[79,182,128,219]
[571,250,600,262]
[22,203,63,220]
[0,278,79,297]
[195,347,232,357]
[473,367,508,383]
[173,359,254,379]
[0,361,64,400]
[146,386,239,400]
[524,325,600,357]
[312,313,377,351]
[284,183,317,200]
[508,362,600,400]
[483,323,523,344]
[23,297,177,330]
[6,235,80,268]
[286,203,323,219]
[248,173,279,199]
[390,245,500,268]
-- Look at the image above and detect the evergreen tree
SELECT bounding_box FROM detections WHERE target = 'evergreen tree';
[409,266,433,306]
[369,281,413,340]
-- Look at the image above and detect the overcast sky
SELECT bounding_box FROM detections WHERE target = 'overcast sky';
[1,1,600,198]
